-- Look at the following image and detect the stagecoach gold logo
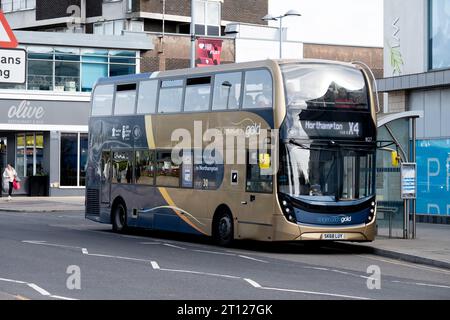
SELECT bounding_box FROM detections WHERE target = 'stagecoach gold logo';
[230,118,261,137]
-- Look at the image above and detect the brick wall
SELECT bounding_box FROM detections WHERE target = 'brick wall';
[387,90,407,113]
[140,34,235,72]
[139,0,190,17]
[137,0,267,25]
[222,0,267,25]
[304,43,384,79]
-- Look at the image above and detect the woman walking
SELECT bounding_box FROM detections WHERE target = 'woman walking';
[2,164,17,201]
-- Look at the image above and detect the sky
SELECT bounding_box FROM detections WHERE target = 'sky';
[269,0,384,47]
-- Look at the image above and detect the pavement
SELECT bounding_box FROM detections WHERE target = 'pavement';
[338,223,450,270]
[0,196,449,271]
[0,196,84,212]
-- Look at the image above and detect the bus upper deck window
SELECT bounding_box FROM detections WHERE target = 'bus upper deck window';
[114,83,137,115]
[158,79,184,113]
[184,77,211,112]
[137,80,158,114]
[243,70,273,109]
[92,85,114,116]
[212,72,242,110]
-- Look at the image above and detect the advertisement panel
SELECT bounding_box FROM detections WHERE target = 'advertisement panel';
[196,38,223,67]
[416,139,450,215]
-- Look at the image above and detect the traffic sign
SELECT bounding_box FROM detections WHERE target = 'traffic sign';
[0,10,18,48]
[0,48,26,83]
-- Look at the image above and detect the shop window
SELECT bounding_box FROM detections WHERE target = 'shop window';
[16,135,25,178]
[55,61,80,92]
[112,151,133,184]
[5,46,137,92]
[246,150,273,193]
[243,70,273,109]
[135,150,155,185]
[15,133,44,178]
[137,80,158,114]
[212,72,242,110]
[81,49,108,92]
[60,133,78,186]
[156,150,180,187]
[114,83,137,115]
[79,134,88,186]
[110,64,136,77]
[60,133,88,187]
[28,60,53,91]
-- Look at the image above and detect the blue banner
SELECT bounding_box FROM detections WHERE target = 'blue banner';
[416,139,450,216]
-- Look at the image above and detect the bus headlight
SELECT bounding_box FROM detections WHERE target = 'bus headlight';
[279,196,297,223]
[367,202,376,223]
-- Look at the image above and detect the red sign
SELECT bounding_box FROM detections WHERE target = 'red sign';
[196,38,223,67]
[0,10,18,48]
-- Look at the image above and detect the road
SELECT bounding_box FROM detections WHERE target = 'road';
[0,210,449,300]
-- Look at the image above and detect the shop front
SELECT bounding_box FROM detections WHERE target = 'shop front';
[0,93,90,196]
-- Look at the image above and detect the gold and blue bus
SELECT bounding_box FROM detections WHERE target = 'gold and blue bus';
[85,59,377,246]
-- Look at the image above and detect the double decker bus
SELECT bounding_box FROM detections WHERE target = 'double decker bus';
[85,59,377,246]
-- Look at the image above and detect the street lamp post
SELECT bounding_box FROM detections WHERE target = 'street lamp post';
[190,0,196,68]
[262,9,301,59]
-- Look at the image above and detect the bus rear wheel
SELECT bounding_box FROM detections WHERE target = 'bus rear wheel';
[112,201,128,233]
[213,210,234,247]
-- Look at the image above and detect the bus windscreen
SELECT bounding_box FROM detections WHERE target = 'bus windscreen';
[281,64,369,110]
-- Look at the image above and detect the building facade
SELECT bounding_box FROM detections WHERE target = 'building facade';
[0,0,269,196]
[1,0,267,72]
[0,31,151,196]
[378,0,450,222]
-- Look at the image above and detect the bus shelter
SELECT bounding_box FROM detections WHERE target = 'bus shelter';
[376,111,423,239]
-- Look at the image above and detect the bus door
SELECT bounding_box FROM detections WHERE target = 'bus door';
[240,150,274,236]
[100,150,112,204]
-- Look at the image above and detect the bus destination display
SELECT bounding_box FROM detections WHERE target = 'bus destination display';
[300,120,362,138]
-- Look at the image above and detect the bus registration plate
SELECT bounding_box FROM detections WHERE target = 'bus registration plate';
[322,233,345,240]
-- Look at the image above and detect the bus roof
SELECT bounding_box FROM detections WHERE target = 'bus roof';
[95,59,357,86]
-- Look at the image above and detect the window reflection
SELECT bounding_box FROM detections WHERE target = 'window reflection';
[112,151,133,184]
[278,143,375,202]
[282,64,368,110]
[135,150,155,185]
[156,151,180,187]
[430,0,450,69]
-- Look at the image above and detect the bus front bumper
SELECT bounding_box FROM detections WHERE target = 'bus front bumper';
[273,215,376,242]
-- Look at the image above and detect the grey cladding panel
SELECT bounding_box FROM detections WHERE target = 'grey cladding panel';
[409,91,425,139]
[410,75,418,88]
[401,77,410,89]
[435,72,445,85]
[441,89,450,137]
[424,90,441,138]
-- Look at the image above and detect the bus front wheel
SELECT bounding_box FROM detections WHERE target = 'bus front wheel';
[112,201,128,233]
[213,210,234,247]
